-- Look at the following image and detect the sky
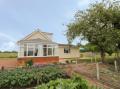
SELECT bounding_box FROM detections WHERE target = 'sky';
[0,0,98,51]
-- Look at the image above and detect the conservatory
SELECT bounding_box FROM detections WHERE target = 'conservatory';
[18,43,58,57]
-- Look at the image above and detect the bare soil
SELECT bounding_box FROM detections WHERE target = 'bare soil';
[0,58,17,69]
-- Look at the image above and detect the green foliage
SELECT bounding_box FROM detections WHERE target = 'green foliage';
[66,0,120,62]
[0,65,68,88]
[2,51,17,53]
[36,74,101,89]
[81,43,99,52]
[0,52,17,58]
[25,59,33,67]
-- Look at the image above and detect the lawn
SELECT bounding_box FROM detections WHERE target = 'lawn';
[64,52,117,64]
[0,52,17,58]
[80,52,116,60]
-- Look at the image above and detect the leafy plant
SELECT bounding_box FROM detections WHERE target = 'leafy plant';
[25,59,33,67]
[36,74,102,89]
[0,65,68,88]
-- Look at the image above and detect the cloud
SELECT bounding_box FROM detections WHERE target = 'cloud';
[0,32,17,51]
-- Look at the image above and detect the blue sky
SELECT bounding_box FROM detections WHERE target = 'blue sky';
[0,0,97,51]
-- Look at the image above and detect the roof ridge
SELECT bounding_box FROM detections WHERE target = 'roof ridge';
[20,29,52,41]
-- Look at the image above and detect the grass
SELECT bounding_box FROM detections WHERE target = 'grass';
[0,52,17,58]
[0,52,117,63]
[80,52,116,59]
[64,52,117,64]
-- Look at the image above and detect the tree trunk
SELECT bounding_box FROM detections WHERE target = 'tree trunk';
[100,50,105,63]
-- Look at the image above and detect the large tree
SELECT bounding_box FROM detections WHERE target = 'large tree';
[66,0,120,62]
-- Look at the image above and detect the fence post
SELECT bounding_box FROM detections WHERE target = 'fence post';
[114,60,118,72]
[96,63,100,80]
[95,55,97,62]
[76,58,78,64]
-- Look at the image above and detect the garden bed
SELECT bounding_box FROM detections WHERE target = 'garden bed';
[0,65,68,89]
[0,64,103,89]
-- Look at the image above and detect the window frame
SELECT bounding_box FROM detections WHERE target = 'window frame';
[64,47,70,53]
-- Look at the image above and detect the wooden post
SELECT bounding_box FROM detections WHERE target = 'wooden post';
[76,58,78,64]
[95,53,97,63]
[96,63,100,80]
[114,60,118,72]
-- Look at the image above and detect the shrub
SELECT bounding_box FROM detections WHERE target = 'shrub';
[0,65,68,88]
[36,74,101,89]
[25,59,33,67]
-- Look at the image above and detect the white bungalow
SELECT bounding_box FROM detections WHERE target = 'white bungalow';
[17,29,80,65]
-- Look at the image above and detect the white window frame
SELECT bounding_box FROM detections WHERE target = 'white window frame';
[18,43,57,57]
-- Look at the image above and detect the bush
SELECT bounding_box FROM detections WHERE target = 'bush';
[0,65,68,88]
[25,59,33,67]
[36,74,101,89]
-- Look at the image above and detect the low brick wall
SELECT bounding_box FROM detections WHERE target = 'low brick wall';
[17,56,59,66]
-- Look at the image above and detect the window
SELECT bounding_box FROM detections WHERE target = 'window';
[43,48,47,56]
[43,45,47,56]
[64,48,70,53]
[53,48,55,56]
[43,44,55,56]
[24,44,27,56]
[24,51,27,56]
[19,44,57,57]
[19,45,24,57]
[48,48,52,56]
[28,48,34,56]
[21,44,56,57]
[34,44,38,56]
[28,44,34,56]
[35,48,38,56]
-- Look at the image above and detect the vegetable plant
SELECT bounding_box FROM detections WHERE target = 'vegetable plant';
[0,65,68,88]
